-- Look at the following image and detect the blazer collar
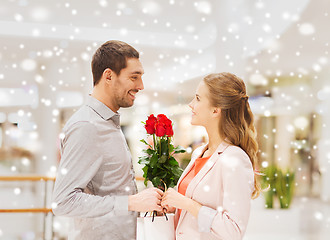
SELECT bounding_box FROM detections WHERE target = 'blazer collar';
[185,141,229,197]
[177,141,229,188]
[176,141,230,226]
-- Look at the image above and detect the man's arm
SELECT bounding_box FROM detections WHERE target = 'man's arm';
[52,121,163,217]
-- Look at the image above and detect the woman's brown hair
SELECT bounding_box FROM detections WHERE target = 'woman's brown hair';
[204,72,260,199]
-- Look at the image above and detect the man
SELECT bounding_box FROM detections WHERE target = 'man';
[52,40,163,240]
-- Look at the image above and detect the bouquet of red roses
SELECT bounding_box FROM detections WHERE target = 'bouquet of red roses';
[138,114,185,190]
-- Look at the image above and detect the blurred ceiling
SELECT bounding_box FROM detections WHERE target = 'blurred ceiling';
[0,0,329,107]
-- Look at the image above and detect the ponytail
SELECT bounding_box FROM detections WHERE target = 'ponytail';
[204,73,261,199]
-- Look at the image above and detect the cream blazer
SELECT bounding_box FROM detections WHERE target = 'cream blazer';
[174,141,254,240]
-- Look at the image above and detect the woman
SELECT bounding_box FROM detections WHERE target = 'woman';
[161,72,260,240]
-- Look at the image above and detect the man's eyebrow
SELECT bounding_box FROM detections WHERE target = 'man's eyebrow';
[130,71,144,75]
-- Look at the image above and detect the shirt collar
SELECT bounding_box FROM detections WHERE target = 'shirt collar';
[85,95,120,125]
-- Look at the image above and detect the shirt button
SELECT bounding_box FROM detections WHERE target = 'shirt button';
[116,125,120,129]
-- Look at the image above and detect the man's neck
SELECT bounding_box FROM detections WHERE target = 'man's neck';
[91,88,119,113]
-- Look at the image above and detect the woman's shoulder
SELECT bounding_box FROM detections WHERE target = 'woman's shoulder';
[219,144,252,169]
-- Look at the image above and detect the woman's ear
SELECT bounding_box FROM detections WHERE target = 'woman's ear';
[212,108,221,117]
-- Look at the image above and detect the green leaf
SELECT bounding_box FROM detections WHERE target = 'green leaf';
[169,143,174,153]
[159,154,167,163]
[143,148,155,156]
[144,178,148,187]
[140,139,152,148]
[151,176,161,188]
[168,157,179,166]
[142,165,148,176]
[150,154,158,168]
[138,156,150,164]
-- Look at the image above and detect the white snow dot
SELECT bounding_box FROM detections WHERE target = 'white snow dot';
[264,110,271,117]
[32,29,40,37]
[61,168,68,175]
[261,161,268,168]
[99,0,108,7]
[314,212,323,221]
[50,166,57,172]
[59,133,65,140]
[51,202,58,209]
[299,23,315,35]
[14,188,21,195]
[217,206,223,212]
[14,13,24,22]
[21,59,37,71]
[203,185,210,192]
[22,158,30,166]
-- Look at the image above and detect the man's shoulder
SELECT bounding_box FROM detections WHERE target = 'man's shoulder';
[63,105,98,132]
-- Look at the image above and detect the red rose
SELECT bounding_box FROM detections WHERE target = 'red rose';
[157,114,173,137]
[165,126,174,137]
[145,114,157,134]
[165,119,173,137]
[157,114,168,121]
[155,122,166,137]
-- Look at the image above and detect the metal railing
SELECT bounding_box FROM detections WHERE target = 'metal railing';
[0,175,55,239]
[0,175,145,239]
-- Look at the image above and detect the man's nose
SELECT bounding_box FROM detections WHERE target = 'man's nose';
[137,78,144,90]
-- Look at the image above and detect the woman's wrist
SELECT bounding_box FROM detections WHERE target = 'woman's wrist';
[185,198,202,218]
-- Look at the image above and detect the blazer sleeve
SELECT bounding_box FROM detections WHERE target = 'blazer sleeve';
[197,149,254,240]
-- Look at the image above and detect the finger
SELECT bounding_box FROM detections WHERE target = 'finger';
[154,204,163,212]
[161,199,168,206]
[154,188,164,196]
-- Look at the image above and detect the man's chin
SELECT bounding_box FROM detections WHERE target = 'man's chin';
[119,101,134,108]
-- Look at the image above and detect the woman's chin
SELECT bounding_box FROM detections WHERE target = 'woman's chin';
[190,120,198,126]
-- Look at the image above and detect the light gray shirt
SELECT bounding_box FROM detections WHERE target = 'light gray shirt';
[52,95,138,240]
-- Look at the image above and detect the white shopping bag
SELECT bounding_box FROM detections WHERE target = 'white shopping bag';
[137,213,175,240]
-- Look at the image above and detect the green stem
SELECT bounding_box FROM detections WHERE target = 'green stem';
[159,137,161,157]
[153,134,156,151]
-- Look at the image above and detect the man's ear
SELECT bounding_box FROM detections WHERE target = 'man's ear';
[102,68,113,84]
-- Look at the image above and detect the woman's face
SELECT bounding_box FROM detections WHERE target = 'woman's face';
[188,81,215,126]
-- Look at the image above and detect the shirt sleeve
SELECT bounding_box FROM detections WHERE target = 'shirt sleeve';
[52,121,129,218]
[197,151,254,240]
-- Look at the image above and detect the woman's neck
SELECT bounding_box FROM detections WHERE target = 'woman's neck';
[205,125,223,155]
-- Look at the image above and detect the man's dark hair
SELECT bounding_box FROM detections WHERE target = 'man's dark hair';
[91,40,139,86]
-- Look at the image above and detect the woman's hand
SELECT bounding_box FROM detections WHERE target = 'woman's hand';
[161,188,187,210]
[161,188,202,217]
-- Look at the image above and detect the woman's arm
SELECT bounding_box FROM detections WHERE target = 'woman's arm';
[162,151,254,240]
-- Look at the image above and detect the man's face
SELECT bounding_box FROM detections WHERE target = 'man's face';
[111,58,144,110]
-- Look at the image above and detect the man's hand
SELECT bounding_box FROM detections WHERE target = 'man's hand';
[128,187,164,212]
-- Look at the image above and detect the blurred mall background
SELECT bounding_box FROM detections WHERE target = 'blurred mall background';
[0,0,329,239]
